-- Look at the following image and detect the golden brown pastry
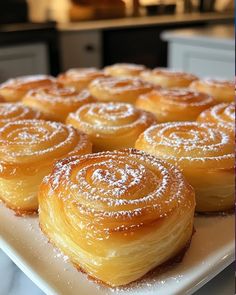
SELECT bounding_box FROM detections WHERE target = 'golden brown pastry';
[190,78,234,102]
[197,103,235,130]
[57,68,107,91]
[0,103,44,127]
[140,68,197,88]
[140,68,198,88]
[136,88,216,122]
[104,63,147,78]
[66,102,157,151]
[135,122,234,212]
[89,77,155,104]
[0,75,56,102]
[39,148,195,287]
[22,84,95,122]
[0,119,92,215]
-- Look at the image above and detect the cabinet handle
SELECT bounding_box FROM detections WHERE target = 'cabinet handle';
[84,44,95,52]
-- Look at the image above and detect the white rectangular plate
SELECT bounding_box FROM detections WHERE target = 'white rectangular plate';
[0,203,234,295]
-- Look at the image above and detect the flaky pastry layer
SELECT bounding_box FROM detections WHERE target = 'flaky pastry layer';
[0,103,44,127]
[190,79,234,103]
[136,88,216,122]
[39,149,195,286]
[66,102,157,151]
[0,119,92,214]
[140,68,197,88]
[57,68,107,91]
[197,102,235,130]
[135,122,234,212]
[0,75,56,102]
[104,63,147,78]
[89,77,155,104]
[23,85,95,122]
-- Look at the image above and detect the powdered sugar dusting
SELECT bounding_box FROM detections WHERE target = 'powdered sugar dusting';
[68,102,156,134]
[140,122,234,168]
[198,102,235,126]
[0,119,90,164]
[0,103,42,126]
[46,149,191,238]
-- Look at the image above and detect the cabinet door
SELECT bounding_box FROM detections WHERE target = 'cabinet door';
[0,43,49,83]
[60,30,102,71]
[168,42,234,79]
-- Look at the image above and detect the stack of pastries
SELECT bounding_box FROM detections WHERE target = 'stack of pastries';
[0,63,234,287]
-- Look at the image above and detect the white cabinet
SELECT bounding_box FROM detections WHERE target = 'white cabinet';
[162,25,234,79]
[0,43,49,83]
[59,30,102,71]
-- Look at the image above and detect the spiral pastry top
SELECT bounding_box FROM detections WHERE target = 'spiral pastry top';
[57,68,107,91]
[140,68,198,88]
[136,122,234,169]
[42,149,194,230]
[0,119,92,214]
[0,103,44,127]
[39,149,195,286]
[22,84,95,122]
[190,78,234,102]
[136,88,216,122]
[197,103,235,128]
[0,75,56,102]
[66,102,157,151]
[89,77,155,104]
[0,120,92,174]
[104,63,147,78]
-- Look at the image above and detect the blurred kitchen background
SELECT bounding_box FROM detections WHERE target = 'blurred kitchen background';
[0,0,234,82]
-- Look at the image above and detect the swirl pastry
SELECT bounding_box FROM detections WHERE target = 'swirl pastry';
[136,88,216,122]
[190,78,234,102]
[89,77,154,104]
[0,75,56,102]
[135,122,234,212]
[57,68,107,91]
[197,103,235,130]
[39,149,195,287]
[140,68,198,88]
[104,63,146,78]
[0,120,92,214]
[22,84,95,122]
[66,102,157,151]
[0,103,44,127]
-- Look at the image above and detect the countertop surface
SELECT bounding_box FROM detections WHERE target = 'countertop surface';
[0,250,234,295]
[0,22,57,33]
[162,24,234,46]
[58,11,234,32]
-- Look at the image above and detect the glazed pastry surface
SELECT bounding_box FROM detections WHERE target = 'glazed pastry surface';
[0,75,56,102]
[104,63,146,78]
[197,102,235,129]
[66,102,157,151]
[135,122,234,212]
[58,68,107,91]
[23,84,95,122]
[39,149,195,286]
[136,88,216,122]
[0,119,92,214]
[190,78,234,102]
[89,77,154,104]
[0,103,43,127]
[140,68,197,88]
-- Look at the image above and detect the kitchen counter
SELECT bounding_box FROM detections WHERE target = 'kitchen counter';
[58,11,234,31]
[162,24,234,47]
[161,24,234,79]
